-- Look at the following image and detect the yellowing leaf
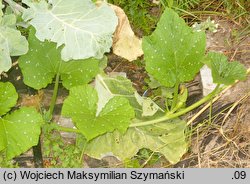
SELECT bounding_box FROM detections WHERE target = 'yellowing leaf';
[111,5,143,61]
[85,118,187,164]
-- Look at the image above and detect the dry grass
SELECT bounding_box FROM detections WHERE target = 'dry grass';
[178,94,250,168]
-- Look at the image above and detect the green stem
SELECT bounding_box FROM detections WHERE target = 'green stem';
[159,0,167,8]
[171,81,179,110]
[165,101,170,112]
[172,7,199,19]
[48,73,60,120]
[80,141,88,164]
[53,124,82,134]
[129,84,221,127]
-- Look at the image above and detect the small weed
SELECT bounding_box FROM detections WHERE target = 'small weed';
[124,148,163,168]
[108,0,161,35]
[223,0,249,19]
[161,0,202,9]
[42,124,83,168]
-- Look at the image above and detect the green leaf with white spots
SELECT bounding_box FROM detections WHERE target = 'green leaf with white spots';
[62,85,135,141]
[0,107,43,160]
[0,13,28,73]
[0,82,18,116]
[22,0,118,61]
[142,8,206,87]
[85,118,187,164]
[19,29,100,90]
[204,52,247,85]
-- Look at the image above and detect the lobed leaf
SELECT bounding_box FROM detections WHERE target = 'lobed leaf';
[142,8,206,87]
[0,107,43,160]
[0,82,18,116]
[19,29,100,90]
[85,118,187,164]
[62,85,135,141]
[204,52,247,85]
[22,0,118,61]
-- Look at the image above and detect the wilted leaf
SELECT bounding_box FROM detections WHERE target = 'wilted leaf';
[111,5,143,61]
[22,0,118,61]
[204,52,247,85]
[95,73,135,115]
[85,118,187,164]
[0,82,18,116]
[0,107,43,160]
[142,8,206,87]
[62,85,135,141]
[95,73,163,117]
[134,92,164,116]
[19,29,100,90]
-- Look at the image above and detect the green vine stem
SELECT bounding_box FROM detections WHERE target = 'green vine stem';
[52,68,250,130]
[130,67,250,127]
[80,141,88,163]
[171,81,180,110]
[53,124,81,134]
[48,73,60,120]
[129,84,221,127]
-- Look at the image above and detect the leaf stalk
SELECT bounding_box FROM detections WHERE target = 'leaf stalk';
[129,84,221,127]
[48,73,60,120]
[171,81,180,110]
[52,124,81,134]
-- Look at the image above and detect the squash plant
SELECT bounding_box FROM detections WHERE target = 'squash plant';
[0,0,248,167]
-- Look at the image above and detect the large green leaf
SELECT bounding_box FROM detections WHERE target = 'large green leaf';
[204,52,247,85]
[85,118,187,164]
[19,29,100,90]
[0,82,18,116]
[142,8,206,87]
[62,85,135,141]
[0,107,43,160]
[22,0,118,61]
[0,14,28,73]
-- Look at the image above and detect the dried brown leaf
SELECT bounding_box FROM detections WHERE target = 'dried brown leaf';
[111,5,143,61]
